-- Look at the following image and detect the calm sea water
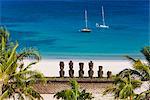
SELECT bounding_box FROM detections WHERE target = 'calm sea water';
[0,0,149,59]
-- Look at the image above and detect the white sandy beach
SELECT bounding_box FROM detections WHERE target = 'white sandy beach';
[25,59,132,77]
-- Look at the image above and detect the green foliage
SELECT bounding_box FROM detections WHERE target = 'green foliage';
[54,80,94,100]
[103,46,150,100]
[0,27,46,99]
[135,90,150,100]
[141,46,150,64]
[119,47,150,99]
[103,73,142,99]
[123,47,150,81]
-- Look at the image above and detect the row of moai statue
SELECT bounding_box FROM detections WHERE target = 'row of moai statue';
[59,61,112,78]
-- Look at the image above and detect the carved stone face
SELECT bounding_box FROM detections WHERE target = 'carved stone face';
[80,66,83,70]
[60,62,64,66]
[99,66,103,70]
[60,66,64,70]
[69,61,73,69]
[69,65,73,69]
[107,71,112,78]
[107,71,109,74]
[79,63,84,69]
[60,62,64,69]
[109,71,112,75]
[89,61,93,67]
[89,61,93,69]
[69,61,73,66]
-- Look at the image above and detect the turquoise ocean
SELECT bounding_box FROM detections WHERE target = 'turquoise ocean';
[0,0,149,59]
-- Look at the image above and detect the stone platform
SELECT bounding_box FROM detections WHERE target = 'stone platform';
[34,77,114,94]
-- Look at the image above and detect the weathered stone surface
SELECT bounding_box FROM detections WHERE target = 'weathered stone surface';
[59,61,65,77]
[33,80,113,94]
[69,61,74,78]
[107,71,112,79]
[79,63,84,78]
[98,66,103,78]
[88,61,94,78]
[33,77,114,100]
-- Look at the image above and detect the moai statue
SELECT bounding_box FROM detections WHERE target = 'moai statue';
[98,66,103,78]
[88,61,94,78]
[107,71,112,79]
[109,71,112,78]
[69,61,74,78]
[59,61,65,77]
[79,63,84,78]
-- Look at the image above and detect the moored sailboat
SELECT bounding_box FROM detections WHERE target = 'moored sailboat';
[96,6,109,29]
[80,10,91,32]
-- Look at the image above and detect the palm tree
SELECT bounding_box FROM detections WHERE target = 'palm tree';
[141,47,150,65]
[118,47,150,99]
[0,26,9,51]
[103,47,150,99]
[1,58,46,100]
[54,80,93,100]
[120,47,150,81]
[103,73,142,100]
[0,27,46,99]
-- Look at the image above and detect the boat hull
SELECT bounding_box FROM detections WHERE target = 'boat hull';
[96,23,109,29]
[80,28,91,32]
[100,25,109,28]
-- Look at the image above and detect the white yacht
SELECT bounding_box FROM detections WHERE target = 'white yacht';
[81,10,91,32]
[96,6,109,29]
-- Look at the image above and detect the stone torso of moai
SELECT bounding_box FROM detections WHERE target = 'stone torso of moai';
[107,71,112,79]
[88,61,94,78]
[79,63,84,78]
[69,61,74,78]
[98,66,103,78]
[59,61,65,77]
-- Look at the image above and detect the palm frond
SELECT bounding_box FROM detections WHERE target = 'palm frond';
[54,90,72,99]
[24,87,44,100]
[117,68,142,79]
[54,80,93,100]
[103,86,118,95]
[124,55,136,62]
[18,48,41,61]
[0,90,9,99]
[131,80,142,89]
[79,89,94,100]
[6,42,18,65]
[23,62,37,71]
[17,93,25,100]
[135,89,150,100]
[141,46,150,65]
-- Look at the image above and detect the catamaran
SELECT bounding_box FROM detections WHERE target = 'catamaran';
[96,6,109,28]
[80,10,91,32]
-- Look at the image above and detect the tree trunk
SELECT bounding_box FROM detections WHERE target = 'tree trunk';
[0,81,3,96]
[130,96,132,100]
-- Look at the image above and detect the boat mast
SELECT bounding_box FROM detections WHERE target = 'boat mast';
[85,10,88,28]
[101,6,105,26]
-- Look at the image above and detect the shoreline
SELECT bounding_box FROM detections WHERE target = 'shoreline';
[24,59,132,77]
[40,53,144,60]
